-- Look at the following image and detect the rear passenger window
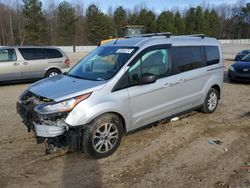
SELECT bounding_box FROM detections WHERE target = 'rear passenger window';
[19,48,46,60]
[205,46,220,65]
[0,49,17,62]
[44,49,63,59]
[172,47,202,72]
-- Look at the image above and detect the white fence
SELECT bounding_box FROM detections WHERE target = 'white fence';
[57,46,97,53]
[57,39,250,53]
[1,39,249,53]
[219,39,250,45]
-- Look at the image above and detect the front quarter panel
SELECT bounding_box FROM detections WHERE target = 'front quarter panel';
[65,87,131,131]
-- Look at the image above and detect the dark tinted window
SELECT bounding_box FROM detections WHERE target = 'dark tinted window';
[172,46,202,72]
[0,49,17,62]
[44,48,63,59]
[19,48,46,60]
[205,46,220,65]
[242,54,250,62]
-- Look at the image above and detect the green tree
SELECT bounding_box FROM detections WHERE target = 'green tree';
[114,6,127,37]
[57,1,77,45]
[208,9,220,37]
[185,8,196,34]
[174,12,185,34]
[195,6,205,33]
[157,11,176,33]
[86,4,113,44]
[22,0,46,45]
[136,9,156,33]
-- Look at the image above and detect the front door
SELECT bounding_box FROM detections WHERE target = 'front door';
[127,47,180,129]
[0,48,21,81]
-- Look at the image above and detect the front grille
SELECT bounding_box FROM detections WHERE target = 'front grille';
[236,68,250,74]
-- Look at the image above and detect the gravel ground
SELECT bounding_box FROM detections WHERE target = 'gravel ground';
[0,53,250,188]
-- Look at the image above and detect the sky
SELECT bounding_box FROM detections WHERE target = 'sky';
[42,0,250,13]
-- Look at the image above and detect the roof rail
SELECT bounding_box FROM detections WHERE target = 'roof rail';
[125,32,171,38]
[183,34,205,39]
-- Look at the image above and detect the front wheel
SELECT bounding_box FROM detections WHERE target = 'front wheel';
[201,88,219,113]
[82,113,123,159]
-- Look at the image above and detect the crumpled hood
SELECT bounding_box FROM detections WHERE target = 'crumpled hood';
[29,74,106,102]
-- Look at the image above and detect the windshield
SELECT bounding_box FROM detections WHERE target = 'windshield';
[241,50,250,54]
[68,46,137,81]
[241,54,250,62]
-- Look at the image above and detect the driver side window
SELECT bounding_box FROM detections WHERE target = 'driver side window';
[128,49,170,85]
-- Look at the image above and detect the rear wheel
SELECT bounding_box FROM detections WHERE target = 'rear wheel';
[45,69,61,78]
[201,88,219,113]
[82,113,123,159]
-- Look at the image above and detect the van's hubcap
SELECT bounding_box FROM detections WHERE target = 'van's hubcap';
[207,92,217,111]
[92,123,118,153]
[49,72,58,77]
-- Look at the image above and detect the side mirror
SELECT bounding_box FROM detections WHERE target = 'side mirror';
[140,73,156,85]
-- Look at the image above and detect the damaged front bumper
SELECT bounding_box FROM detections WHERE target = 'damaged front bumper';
[34,123,65,137]
[17,97,81,152]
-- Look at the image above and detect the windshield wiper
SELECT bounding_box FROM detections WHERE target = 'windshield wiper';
[67,74,85,80]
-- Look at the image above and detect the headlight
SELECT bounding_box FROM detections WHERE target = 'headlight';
[36,93,91,114]
[229,66,235,72]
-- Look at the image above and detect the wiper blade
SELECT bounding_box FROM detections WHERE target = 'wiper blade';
[67,74,85,79]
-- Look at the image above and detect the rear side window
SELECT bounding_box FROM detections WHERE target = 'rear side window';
[205,46,220,65]
[0,49,17,62]
[172,46,202,72]
[19,48,46,60]
[44,48,63,59]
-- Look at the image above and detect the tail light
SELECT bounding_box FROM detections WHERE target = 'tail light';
[64,58,70,66]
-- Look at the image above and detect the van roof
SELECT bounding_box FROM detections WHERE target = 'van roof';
[104,35,219,48]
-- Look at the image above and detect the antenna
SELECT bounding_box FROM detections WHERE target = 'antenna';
[114,29,118,44]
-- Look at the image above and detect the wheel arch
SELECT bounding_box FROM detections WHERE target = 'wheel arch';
[45,67,62,77]
[211,84,221,99]
[89,111,127,133]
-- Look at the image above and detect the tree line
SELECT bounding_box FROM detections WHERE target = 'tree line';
[0,0,249,46]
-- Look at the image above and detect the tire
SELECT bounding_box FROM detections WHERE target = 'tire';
[201,88,219,114]
[45,69,61,78]
[82,113,123,159]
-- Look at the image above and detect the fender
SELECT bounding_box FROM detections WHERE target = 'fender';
[65,96,131,131]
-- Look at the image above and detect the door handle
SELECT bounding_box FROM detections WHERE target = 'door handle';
[163,78,186,88]
[163,82,176,88]
[13,62,19,66]
[177,78,186,83]
[22,62,28,65]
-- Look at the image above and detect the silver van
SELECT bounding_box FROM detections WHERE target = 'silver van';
[17,34,224,158]
[0,46,70,82]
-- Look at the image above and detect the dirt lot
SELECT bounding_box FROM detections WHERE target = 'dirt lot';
[1,58,250,188]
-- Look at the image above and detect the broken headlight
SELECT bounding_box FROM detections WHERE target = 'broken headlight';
[35,93,91,114]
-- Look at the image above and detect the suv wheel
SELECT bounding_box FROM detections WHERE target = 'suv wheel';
[201,88,219,113]
[82,113,123,158]
[45,69,61,78]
